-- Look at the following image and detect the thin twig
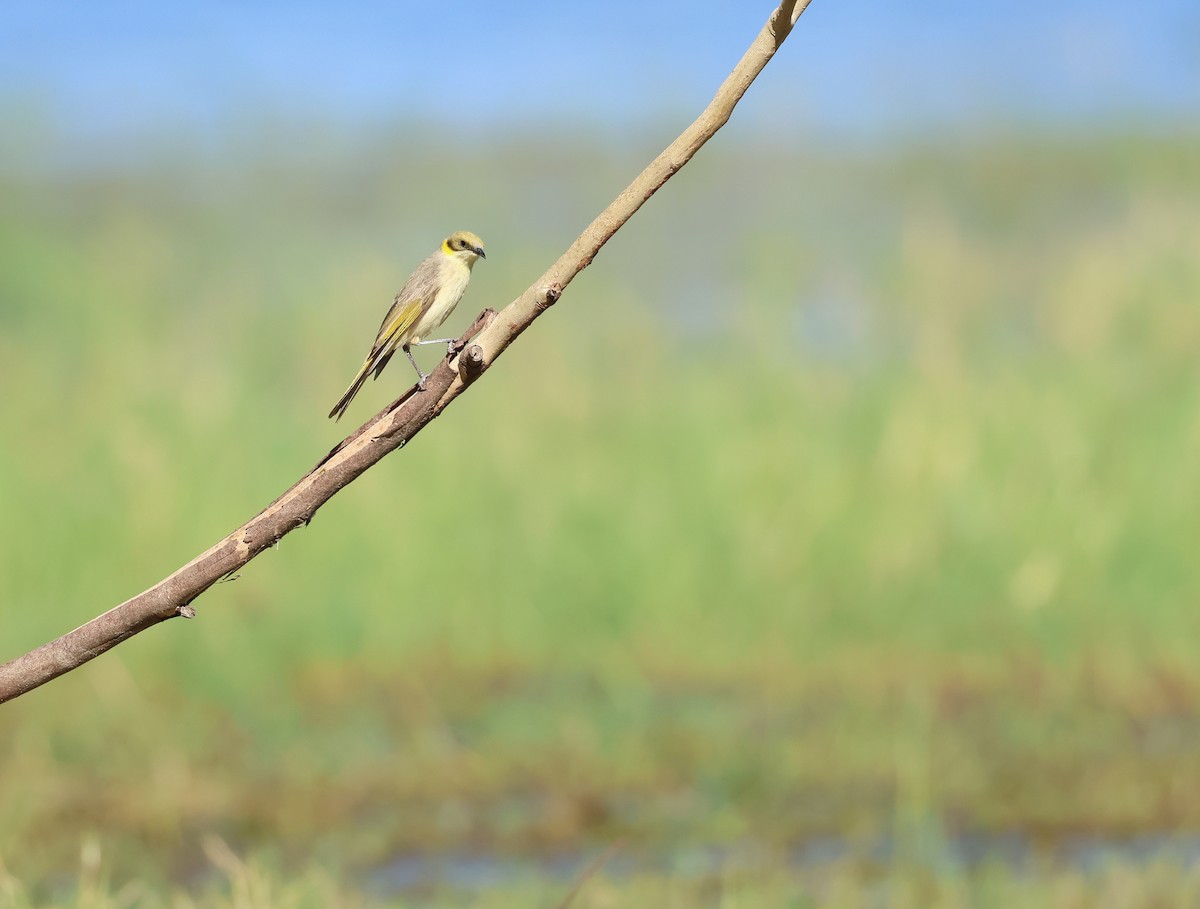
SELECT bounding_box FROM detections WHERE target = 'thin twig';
[0,0,814,705]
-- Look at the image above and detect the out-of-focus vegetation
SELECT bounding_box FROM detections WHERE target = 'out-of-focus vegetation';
[1,125,1198,905]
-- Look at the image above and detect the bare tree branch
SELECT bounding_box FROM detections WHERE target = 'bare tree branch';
[0,0,814,705]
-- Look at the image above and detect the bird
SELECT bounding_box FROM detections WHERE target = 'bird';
[328,230,486,421]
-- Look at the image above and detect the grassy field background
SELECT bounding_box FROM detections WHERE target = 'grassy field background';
[1,125,1199,906]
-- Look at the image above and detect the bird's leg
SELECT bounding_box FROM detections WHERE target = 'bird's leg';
[412,337,459,356]
[403,344,428,391]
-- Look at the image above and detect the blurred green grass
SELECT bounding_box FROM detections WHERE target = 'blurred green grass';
[1,127,1199,902]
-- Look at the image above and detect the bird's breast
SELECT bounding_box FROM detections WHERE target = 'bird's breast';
[410,258,472,342]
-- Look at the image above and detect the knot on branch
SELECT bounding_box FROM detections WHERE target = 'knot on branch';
[448,307,498,387]
[536,284,563,312]
[458,344,486,385]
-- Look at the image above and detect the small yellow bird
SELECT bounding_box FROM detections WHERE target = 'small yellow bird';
[329,230,486,420]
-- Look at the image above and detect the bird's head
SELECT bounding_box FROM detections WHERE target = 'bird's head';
[442,230,486,266]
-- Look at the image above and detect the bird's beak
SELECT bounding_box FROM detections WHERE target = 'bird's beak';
[473,247,486,259]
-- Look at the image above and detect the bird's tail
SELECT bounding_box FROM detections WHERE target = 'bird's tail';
[328,359,373,421]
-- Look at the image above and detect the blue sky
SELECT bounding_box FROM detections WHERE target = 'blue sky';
[1,1,1197,148]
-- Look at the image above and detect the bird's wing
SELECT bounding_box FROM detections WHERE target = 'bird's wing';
[373,294,426,354]
[367,296,422,381]
[368,256,441,357]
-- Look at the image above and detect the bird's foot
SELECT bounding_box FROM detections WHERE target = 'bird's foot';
[414,337,457,356]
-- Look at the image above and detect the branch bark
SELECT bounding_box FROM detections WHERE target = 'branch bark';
[0,0,814,705]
